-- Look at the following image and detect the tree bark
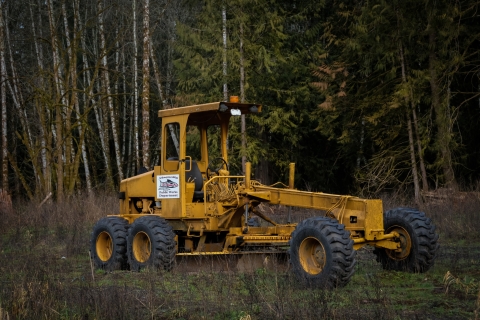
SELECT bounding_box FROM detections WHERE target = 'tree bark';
[0,2,7,191]
[428,27,456,188]
[80,5,113,190]
[61,0,79,194]
[411,104,428,191]
[239,22,246,174]
[47,0,65,201]
[133,0,140,173]
[399,40,421,203]
[30,1,52,195]
[75,0,92,194]
[141,0,150,168]
[222,5,228,102]
[98,0,124,182]
[407,112,420,203]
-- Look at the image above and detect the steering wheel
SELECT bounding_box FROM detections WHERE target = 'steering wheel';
[207,157,229,180]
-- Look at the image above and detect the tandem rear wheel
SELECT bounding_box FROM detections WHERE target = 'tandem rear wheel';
[90,217,129,271]
[126,216,176,271]
[90,216,176,272]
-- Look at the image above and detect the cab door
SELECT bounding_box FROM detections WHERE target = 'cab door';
[157,115,187,218]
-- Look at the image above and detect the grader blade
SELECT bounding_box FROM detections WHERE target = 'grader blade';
[174,252,290,273]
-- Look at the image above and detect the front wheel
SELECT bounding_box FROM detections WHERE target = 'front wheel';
[289,217,356,288]
[374,207,439,272]
[127,216,176,271]
[90,217,128,271]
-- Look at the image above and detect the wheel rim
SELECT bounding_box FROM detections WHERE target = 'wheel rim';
[96,231,113,262]
[385,225,412,260]
[133,231,151,263]
[298,237,326,275]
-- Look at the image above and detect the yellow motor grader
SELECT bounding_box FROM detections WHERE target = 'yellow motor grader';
[90,99,439,288]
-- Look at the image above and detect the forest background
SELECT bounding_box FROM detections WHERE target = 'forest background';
[0,0,480,204]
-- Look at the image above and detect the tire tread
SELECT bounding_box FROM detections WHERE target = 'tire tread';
[90,216,128,270]
[127,216,176,271]
[374,207,439,272]
[289,217,356,288]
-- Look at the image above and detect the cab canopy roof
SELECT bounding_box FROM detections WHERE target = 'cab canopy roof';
[157,102,262,123]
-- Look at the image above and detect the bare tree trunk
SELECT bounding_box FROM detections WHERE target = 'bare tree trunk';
[98,0,123,182]
[150,34,165,168]
[356,119,365,168]
[150,38,165,104]
[411,103,428,191]
[0,2,7,191]
[61,0,79,194]
[428,27,456,188]
[67,0,91,193]
[39,0,53,195]
[141,0,150,168]
[5,3,45,194]
[81,6,114,189]
[165,13,176,107]
[30,2,51,195]
[407,112,420,203]
[74,0,92,194]
[239,22,246,174]
[121,44,130,176]
[133,0,140,173]
[47,0,66,201]
[222,5,228,102]
[397,12,421,203]
[161,15,180,156]
[4,8,30,151]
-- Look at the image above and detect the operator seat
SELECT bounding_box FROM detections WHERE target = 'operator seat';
[185,159,204,201]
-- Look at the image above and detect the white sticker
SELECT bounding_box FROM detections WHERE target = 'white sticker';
[157,174,180,199]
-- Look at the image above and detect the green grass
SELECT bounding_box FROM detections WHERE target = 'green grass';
[0,193,479,319]
[1,240,478,319]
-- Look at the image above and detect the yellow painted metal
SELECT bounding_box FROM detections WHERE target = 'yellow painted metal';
[185,182,195,203]
[363,199,385,240]
[228,226,296,236]
[373,239,400,250]
[240,235,290,241]
[119,170,155,215]
[132,231,151,263]
[221,116,229,162]
[244,191,270,201]
[96,231,113,262]
[299,237,326,275]
[245,162,251,191]
[289,163,295,189]
[111,100,403,260]
[157,102,262,118]
[252,184,372,226]
[176,250,283,256]
[384,225,412,260]
[158,102,220,117]
[352,233,399,250]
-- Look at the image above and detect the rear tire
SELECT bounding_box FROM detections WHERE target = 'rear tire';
[127,216,176,271]
[374,207,439,272]
[90,217,128,271]
[289,217,356,288]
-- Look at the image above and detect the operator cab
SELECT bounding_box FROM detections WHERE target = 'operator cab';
[157,100,261,207]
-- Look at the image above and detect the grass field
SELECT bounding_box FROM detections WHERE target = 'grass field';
[0,192,479,319]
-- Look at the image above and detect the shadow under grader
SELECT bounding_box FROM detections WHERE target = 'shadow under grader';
[173,252,290,273]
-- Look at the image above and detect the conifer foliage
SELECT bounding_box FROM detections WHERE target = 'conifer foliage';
[0,0,479,199]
